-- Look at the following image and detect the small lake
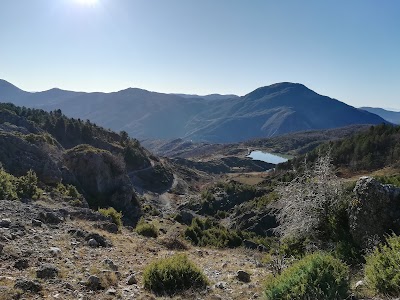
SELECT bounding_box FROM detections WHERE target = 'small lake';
[247,150,288,164]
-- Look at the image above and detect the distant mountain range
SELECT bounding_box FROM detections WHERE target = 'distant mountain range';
[0,79,388,143]
[360,107,400,125]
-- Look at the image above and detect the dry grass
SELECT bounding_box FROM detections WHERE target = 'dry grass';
[1,201,269,300]
[229,172,269,185]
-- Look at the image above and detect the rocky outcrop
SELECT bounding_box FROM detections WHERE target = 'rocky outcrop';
[63,145,141,223]
[349,176,400,248]
[0,109,42,134]
[0,132,62,184]
[230,209,277,237]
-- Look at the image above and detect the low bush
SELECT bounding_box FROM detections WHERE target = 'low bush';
[365,234,400,296]
[143,254,208,295]
[0,168,18,200]
[0,168,40,200]
[16,170,40,199]
[135,218,158,238]
[264,252,349,300]
[184,217,242,248]
[98,207,123,228]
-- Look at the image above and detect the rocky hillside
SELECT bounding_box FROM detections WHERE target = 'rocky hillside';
[0,199,269,300]
[0,80,387,142]
[0,102,175,224]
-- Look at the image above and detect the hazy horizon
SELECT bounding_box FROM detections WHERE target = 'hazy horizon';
[1,0,399,109]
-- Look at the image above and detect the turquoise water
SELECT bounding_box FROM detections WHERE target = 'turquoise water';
[247,150,288,164]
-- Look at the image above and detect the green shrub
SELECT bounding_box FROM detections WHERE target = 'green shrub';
[143,254,208,295]
[184,217,242,248]
[56,182,81,198]
[365,234,400,296]
[264,252,349,300]
[66,184,80,198]
[0,168,41,200]
[0,168,18,200]
[136,218,158,238]
[16,170,40,199]
[98,207,123,228]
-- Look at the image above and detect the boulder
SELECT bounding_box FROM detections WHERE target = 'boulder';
[0,219,11,228]
[126,274,137,285]
[38,211,63,224]
[349,176,400,248]
[86,275,101,290]
[36,264,59,279]
[103,258,118,271]
[14,279,42,293]
[14,258,29,270]
[88,238,99,248]
[63,146,141,221]
[85,232,111,247]
[236,270,251,283]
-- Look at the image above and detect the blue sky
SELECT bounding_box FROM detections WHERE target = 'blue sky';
[0,0,399,109]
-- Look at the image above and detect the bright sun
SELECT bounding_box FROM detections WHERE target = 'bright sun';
[75,0,98,5]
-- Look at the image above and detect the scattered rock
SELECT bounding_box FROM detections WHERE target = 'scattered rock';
[49,247,62,257]
[236,270,251,282]
[0,219,11,228]
[14,258,29,270]
[214,281,227,289]
[85,232,111,247]
[39,211,63,224]
[0,244,3,254]
[86,275,101,290]
[95,221,119,234]
[32,219,42,227]
[36,264,59,279]
[88,238,98,248]
[68,228,88,238]
[14,278,42,293]
[103,258,118,271]
[106,287,117,295]
[126,274,137,285]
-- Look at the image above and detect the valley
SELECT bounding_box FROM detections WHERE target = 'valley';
[0,95,400,300]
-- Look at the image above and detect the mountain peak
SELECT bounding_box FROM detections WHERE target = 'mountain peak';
[245,82,312,100]
[0,79,21,90]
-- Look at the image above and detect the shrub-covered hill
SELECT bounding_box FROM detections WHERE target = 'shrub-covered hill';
[280,124,400,172]
[0,102,173,223]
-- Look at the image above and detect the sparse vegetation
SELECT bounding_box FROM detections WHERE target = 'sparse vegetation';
[365,234,400,296]
[264,252,349,300]
[98,207,123,228]
[143,254,208,295]
[135,218,158,237]
[0,167,18,200]
[184,217,242,248]
[273,151,343,242]
[0,168,40,200]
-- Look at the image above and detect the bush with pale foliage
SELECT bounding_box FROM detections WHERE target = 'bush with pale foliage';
[273,151,343,241]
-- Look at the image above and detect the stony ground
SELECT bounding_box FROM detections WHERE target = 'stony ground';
[0,198,269,300]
